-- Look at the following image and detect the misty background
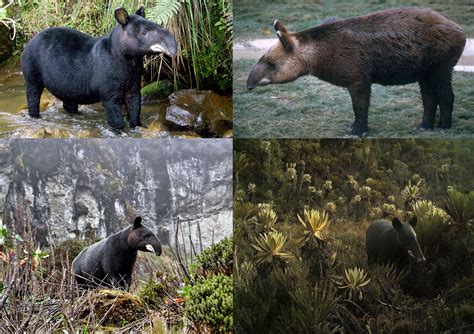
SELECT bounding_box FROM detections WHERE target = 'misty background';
[0,139,232,248]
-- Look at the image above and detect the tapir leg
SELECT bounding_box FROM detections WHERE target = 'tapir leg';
[348,83,371,137]
[432,70,454,129]
[63,101,79,114]
[25,81,44,118]
[125,91,142,128]
[418,79,438,130]
[103,99,125,130]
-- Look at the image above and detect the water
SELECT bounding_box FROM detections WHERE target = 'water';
[0,66,188,138]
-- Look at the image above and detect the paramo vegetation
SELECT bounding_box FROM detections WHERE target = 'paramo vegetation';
[234,139,474,333]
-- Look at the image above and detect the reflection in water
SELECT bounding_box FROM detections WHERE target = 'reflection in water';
[0,66,188,138]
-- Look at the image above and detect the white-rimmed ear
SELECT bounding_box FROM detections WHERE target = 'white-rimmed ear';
[274,20,288,33]
[115,7,129,26]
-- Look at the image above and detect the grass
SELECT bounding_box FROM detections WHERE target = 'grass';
[234,59,474,138]
[233,0,474,138]
[234,0,474,42]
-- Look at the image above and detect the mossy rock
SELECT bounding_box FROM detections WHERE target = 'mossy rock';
[77,289,147,327]
[141,80,172,103]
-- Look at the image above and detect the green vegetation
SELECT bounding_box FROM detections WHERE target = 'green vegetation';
[5,0,232,93]
[0,218,233,332]
[234,139,474,332]
[233,0,474,138]
[182,273,233,333]
[188,236,233,279]
[234,59,474,138]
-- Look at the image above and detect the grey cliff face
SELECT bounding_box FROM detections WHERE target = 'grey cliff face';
[0,139,232,248]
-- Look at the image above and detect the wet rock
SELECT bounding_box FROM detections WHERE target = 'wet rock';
[166,89,232,137]
[0,25,13,63]
[165,104,197,128]
[141,80,172,104]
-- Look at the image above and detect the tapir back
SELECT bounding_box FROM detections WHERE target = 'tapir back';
[366,220,403,264]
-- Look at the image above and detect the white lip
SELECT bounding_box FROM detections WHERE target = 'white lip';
[258,78,271,86]
[150,44,167,53]
[145,244,155,253]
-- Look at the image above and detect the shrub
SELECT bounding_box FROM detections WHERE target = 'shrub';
[188,237,232,280]
[182,274,233,333]
[138,279,166,309]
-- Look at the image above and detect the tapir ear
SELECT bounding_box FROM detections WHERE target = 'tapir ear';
[274,20,288,33]
[392,217,402,230]
[133,216,142,229]
[135,6,145,18]
[115,7,129,26]
[408,216,417,228]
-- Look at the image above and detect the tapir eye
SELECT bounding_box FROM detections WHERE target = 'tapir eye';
[267,61,277,71]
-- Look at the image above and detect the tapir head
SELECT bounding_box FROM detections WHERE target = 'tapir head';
[392,216,426,263]
[114,7,177,57]
[128,217,162,256]
[247,21,307,90]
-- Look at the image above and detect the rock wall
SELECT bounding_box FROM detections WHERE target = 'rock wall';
[0,139,232,249]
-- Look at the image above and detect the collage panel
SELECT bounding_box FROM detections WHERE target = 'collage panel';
[0,1,232,138]
[0,138,233,331]
[234,138,474,332]
[233,1,473,138]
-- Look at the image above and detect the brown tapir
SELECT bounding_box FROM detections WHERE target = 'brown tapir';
[246,7,466,137]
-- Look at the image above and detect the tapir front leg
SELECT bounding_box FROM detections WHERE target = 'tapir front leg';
[125,90,142,128]
[348,82,371,137]
[103,98,124,130]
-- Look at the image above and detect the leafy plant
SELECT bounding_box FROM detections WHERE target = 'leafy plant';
[443,187,474,226]
[337,267,371,302]
[256,207,278,231]
[401,180,422,207]
[138,279,165,309]
[188,237,232,280]
[252,231,293,272]
[182,273,233,333]
[296,209,330,247]
[412,200,450,257]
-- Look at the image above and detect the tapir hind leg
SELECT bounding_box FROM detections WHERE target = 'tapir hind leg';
[25,80,44,118]
[418,78,438,130]
[432,69,454,129]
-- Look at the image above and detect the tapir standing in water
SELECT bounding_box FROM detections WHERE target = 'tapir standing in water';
[21,6,177,130]
[246,7,466,137]
[366,217,425,267]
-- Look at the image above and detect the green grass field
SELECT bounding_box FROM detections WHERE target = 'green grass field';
[234,0,474,42]
[234,0,474,138]
[234,59,474,138]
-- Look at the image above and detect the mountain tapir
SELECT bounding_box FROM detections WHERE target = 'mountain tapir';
[246,7,466,137]
[72,217,162,289]
[366,217,425,267]
[21,6,177,130]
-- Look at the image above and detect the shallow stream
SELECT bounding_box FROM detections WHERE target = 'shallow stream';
[0,66,199,138]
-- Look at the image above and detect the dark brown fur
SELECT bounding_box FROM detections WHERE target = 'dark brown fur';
[247,7,466,136]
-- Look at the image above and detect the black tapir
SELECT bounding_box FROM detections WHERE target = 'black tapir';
[21,6,177,130]
[246,7,466,137]
[366,217,425,267]
[72,217,162,289]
